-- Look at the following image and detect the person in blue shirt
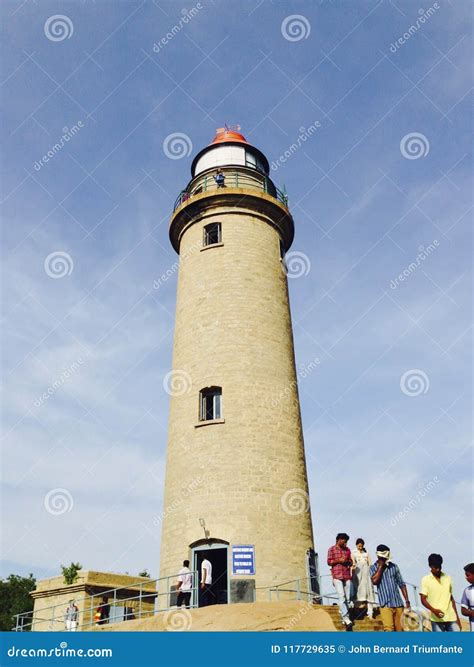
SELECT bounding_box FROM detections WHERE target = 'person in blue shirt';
[370,544,411,631]
[214,169,225,188]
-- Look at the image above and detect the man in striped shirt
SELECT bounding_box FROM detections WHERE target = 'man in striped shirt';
[370,544,411,631]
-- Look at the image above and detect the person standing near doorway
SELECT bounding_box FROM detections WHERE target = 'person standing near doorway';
[176,559,193,609]
[200,556,213,606]
[370,545,410,631]
[64,599,79,631]
[420,553,461,632]
[327,533,353,630]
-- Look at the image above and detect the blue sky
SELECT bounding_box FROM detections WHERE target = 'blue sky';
[1,0,472,603]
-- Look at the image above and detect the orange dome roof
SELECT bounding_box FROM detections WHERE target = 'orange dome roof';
[211,127,248,145]
[191,126,270,176]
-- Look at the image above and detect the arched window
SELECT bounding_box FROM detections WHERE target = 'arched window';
[199,387,222,421]
[203,223,222,247]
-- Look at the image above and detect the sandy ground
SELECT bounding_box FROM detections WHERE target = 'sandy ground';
[92,601,338,632]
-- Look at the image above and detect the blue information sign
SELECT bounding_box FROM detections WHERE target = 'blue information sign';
[232,544,255,575]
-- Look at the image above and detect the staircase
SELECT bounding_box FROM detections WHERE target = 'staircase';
[323,604,383,632]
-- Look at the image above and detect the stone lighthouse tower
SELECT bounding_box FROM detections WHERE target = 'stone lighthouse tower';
[159,127,315,605]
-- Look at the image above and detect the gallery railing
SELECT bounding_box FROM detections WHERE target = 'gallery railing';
[173,169,288,211]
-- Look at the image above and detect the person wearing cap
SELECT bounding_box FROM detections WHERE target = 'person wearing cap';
[370,544,410,631]
[327,533,354,630]
[64,599,79,631]
[420,553,461,631]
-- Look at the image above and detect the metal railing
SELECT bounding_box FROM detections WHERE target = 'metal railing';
[14,570,438,632]
[13,571,198,632]
[173,169,288,211]
[262,575,427,631]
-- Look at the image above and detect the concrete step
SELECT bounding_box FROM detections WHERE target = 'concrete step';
[322,605,383,632]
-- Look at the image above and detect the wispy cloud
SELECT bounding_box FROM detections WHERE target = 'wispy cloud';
[1,0,471,598]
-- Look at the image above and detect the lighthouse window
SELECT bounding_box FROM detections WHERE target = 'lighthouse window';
[200,387,222,421]
[203,223,221,246]
[245,151,257,169]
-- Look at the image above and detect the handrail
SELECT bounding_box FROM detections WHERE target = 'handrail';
[13,571,198,632]
[14,571,431,632]
[261,576,426,630]
[173,169,288,212]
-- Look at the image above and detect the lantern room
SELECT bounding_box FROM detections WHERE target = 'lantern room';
[191,126,270,177]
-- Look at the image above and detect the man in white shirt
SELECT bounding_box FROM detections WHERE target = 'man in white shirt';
[176,559,193,609]
[461,563,474,631]
[200,557,213,606]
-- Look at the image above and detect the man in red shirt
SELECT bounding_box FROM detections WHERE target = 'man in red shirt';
[327,533,353,630]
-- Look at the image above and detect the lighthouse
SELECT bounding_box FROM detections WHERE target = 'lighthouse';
[159,127,315,605]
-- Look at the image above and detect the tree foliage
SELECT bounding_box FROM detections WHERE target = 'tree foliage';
[61,562,82,585]
[0,573,36,631]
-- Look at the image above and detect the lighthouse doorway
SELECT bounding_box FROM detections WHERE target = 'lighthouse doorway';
[191,541,229,606]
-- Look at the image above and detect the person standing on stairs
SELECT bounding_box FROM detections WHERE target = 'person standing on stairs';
[370,545,411,631]
[461,563,474,631]
[327,533,354,631]
[420,553,462,632]
[351,538,376,619]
